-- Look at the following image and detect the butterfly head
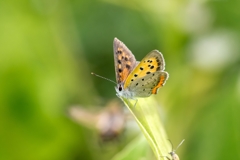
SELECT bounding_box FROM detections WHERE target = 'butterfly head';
[115,83,134,99]
[115,83,123,93]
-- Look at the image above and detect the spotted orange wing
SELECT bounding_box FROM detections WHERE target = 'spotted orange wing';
[113,38,138,84]
[124,50,166,87]
[123,50,169,97]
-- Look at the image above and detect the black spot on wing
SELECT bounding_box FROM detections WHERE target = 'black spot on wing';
[126,64,130,69]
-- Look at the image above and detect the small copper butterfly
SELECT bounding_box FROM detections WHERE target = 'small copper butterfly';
[162,139,185,160]
[113,38,169,99]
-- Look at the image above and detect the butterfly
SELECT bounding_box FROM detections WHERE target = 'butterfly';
[113,38,169,99]
[162,139,185,160]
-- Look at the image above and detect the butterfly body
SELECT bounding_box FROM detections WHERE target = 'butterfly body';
[114,38,169,99]
[115,82,135,99]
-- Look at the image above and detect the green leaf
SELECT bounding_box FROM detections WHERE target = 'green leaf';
[120,97,170,160]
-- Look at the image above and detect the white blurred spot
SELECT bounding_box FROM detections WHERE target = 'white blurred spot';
[188,31,239,72]
[179,2,213,34]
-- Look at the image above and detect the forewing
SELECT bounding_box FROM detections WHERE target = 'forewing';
[124,50,166,88]
[113,38,137,84]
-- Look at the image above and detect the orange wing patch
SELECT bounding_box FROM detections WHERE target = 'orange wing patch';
[152,75,166,94]
[116,47,132,83]
[120,67,130,83]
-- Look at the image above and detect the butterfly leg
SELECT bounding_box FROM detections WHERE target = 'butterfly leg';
[133,99,138,108]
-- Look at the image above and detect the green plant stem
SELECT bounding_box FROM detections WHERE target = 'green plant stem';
[120,96,170,160]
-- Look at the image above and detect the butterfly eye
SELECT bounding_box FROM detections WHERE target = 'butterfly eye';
[119,85,122,91]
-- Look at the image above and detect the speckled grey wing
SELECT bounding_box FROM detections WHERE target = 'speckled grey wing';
[128,71,169,97]
[113,38,138,84]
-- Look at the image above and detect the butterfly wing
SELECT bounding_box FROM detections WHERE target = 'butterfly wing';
[113,38,138,84]
[123,50,168,97]
[124,50,167,88]
[127,71,169,97]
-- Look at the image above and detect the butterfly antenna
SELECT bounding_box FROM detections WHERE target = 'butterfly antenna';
[175,139,185,151]
[91,72,117,85]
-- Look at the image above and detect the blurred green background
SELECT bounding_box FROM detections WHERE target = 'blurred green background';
[0,0,240,160]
